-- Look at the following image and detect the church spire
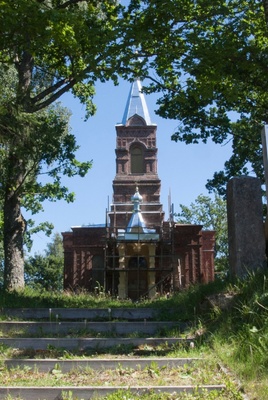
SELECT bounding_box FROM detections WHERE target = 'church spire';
[122,79,151,125]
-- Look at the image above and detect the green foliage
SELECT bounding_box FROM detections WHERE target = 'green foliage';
[1,0,267,290]
[24,233,64,291]
[0,81,92,289]
[0,0,126,290]
[129,0,268,193]
[2,272,268,397]
[45,232,64,258]
[0,277,227,315]
[175,193,228,273]
[0,286,135,309]
[0,0,126,111]
[201,271,268,399]
[0,79,92,212]
[94,388,242,400]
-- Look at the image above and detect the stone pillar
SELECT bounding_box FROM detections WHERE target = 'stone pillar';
[148,243,156,299]
[117,243,127,299]
[227,176,266,278]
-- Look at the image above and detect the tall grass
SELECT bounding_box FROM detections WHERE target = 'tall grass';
[206,270,268,399]
[1,271,268,397]
[0,278,227,312]
[0,286,135,309]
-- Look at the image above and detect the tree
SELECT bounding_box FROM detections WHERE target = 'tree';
[126,0,268,194]
[176,194,228,273]
[4,0,265,291]
[0,0,142,290]
[0,66,91,290]
[25,233,64,291]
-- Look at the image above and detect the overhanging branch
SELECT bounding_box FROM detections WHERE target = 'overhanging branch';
[31,79,76,112]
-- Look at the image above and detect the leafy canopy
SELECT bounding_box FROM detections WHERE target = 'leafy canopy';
[0,1,134,243]
[176,193,228,273]
[25,233,64,291]
[0,0,131,289]
[126,0,268,193]
[0,0,127,115]
[0,65,92,230]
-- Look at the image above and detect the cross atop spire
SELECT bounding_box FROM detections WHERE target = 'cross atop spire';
[122,79,152,125]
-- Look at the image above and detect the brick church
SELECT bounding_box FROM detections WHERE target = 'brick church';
[62,80,215,299]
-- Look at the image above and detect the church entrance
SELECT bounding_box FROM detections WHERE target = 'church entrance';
[128,256,148,300]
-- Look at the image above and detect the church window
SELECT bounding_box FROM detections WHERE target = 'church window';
[131,145,144,173]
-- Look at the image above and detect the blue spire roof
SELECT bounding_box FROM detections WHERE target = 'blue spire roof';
[122,80,152,125]
[126,187,146,233]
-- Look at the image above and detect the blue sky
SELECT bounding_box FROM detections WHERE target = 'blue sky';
[26,78,232,255]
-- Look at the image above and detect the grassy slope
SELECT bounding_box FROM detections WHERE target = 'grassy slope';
[0,272,268,399]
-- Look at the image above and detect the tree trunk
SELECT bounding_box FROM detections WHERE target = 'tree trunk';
[3,51,33,290]
[3,157,26,291]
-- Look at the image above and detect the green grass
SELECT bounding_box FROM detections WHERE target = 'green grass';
[0,286,136,309]
[2,386,243,400]
[194,270,268,400]
[0,358,243,399]
[0,359,228,387]
[0,278,227,318]
[99,386,243,400]
[1,271,268,398]
[0,339,204,360]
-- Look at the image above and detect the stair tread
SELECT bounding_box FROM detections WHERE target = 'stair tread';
[0,307,234,399]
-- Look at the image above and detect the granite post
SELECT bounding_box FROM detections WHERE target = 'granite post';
[227,176,266,278]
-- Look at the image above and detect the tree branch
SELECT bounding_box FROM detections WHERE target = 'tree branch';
[31,79,76,112]
[57,0,85,9]
[31,76,73,105]
[30,57,103,111]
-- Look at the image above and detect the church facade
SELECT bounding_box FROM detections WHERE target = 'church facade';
[62,80,215,299]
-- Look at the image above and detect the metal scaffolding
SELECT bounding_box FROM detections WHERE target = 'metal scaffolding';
[102,221,175,299]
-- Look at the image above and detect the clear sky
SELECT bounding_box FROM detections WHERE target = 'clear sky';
[26,78,232,256]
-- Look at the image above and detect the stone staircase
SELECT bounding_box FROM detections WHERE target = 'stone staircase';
[0,307,240,400]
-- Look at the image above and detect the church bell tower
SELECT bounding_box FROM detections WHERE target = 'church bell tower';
[109,80,164,231]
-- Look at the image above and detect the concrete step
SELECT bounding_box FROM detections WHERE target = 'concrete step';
[4,357,200,372]
[0,308,232,400]
[0,320,186,336]
[1,307,165,321]
[0,337,192,350]
[0,385,227,400]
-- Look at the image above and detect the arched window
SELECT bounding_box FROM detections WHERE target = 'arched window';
[131,145,144,173]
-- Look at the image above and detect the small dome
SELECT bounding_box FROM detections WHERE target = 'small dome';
[131,187,142,203]
[126,187,146,233]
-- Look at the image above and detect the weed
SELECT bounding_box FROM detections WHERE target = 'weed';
[208,271,268,399]
[60,391,79,400]
[1,273,268,398]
